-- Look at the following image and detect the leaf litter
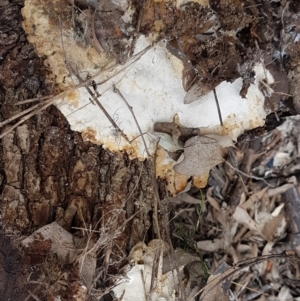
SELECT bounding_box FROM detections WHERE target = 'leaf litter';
[171,116,300,301]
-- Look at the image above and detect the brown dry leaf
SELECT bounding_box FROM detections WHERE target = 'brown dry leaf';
[268,183,293,197]
[78,248,97,289]
[21,222,77,265]
[241,187,269,210]
[223,220,239,249]
[174,135,233,176]
[184,80,215,104]
[197,239,224,252]
[226,245,240,263]
[214,209,227,226]
[262,214,284,241]
[168,192,203,204]
[193,173,210,188]
[21,222,97,289]
[205,134,234,148]
[182,65,197,92]
[232,206,258,232]
[200,262,231,301]
[207,187,221,211]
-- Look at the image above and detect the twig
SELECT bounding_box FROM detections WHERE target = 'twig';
[14,95,52,105]
[113,86,149,153]
[225,161,275,188]
[148,250,159,300]
[227,141,256,208]
[26,290,41,301]
[68,65,130,143]
[0,98,54,138]
[140,270,149,301]
[0,100,48,128]
[232,281,272,300]
[213,88,223,127]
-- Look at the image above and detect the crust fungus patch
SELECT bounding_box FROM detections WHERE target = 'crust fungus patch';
[21,0,285,191]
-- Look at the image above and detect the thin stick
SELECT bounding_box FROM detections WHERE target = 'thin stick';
[213,88,223,126]
[14,95,53,106]
[113,86,149,155]
[90,9,105,55]
[225,161,275,187]
[68,65,130,143]
[148,250,159,300]
[140,270,149,301]
[26,290,41,301]
[0,101,46,127]
[0,98,54,138]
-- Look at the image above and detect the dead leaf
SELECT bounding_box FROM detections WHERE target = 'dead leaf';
[214,210,227,226]
[168,192,202,204]
[21,222,97,289]
[207,187,221,211]
[184,80,214,104]
[182,64,197,92]
[21,222,77,265]
[193,173,210,188]
[197,239,224,252]
[184,261,207,300]
[200,262,231,301]
[271,203,285,217]
[78,248,97,289]
[277,286,293,301]
[268,183,293,197]
[174,135,231,176]
[232,206,258,232]
[262,214,284,241]
[205,134,235,148]
[241,187,268,210]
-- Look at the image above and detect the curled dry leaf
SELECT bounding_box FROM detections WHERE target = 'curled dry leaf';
[174,135,234,176]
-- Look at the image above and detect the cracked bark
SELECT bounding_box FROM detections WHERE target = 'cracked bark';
[0,1,168,299]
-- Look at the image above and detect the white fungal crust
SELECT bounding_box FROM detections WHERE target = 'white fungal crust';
[22,0,272,192]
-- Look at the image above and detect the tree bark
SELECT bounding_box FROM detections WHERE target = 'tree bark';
[0,1,165,299]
